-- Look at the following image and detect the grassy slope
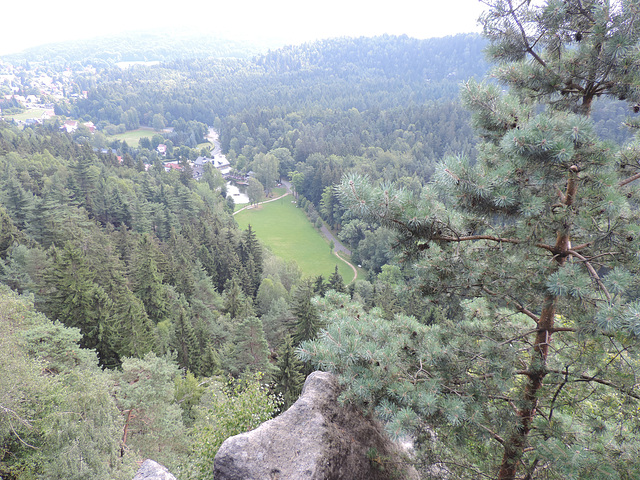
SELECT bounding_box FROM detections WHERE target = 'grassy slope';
[235,196,355,283]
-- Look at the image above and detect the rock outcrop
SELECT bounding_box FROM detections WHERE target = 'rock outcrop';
[132,459,177,480]
[214,371,419,480]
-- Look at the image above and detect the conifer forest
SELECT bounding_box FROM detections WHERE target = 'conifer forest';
[2,1,640,479]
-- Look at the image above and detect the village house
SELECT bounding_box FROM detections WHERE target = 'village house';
[62,120,78,133]
[213,155,231,174]
[193,155,231,176]
[163,161,182,172]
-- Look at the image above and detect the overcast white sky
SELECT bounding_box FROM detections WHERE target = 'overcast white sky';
[0,0,487,55]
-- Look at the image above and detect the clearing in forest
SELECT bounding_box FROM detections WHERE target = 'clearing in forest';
[234,197,355,283]
[108,127,156,147]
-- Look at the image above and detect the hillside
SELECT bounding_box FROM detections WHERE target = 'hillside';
[0,31,269,66]
[2,19,640,479]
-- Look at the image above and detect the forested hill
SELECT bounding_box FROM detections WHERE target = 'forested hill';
[258,34,488,82]
[74,34,490,122]
[0,31,267,66]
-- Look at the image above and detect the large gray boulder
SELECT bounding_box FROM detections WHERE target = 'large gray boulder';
[213,371,419,480]
[132,459,177,480]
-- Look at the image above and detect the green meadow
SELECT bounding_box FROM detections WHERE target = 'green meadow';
[108,128,155,147]
[5,108,48,121]
[234,196,355,283]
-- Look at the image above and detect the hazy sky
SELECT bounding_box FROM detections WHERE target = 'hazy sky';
[0,0,487,55]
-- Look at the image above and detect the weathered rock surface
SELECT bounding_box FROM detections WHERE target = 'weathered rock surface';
[214,371,419,480]
[132,459,177,480]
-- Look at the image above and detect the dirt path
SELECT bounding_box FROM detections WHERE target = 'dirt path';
[334,251,358,283]
[232,192,291,216]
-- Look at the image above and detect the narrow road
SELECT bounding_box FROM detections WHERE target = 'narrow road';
[320,224,350,256]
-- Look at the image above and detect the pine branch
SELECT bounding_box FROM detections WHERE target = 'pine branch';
[506,0,548,68]
[546,369,640,400]
[433,234,521,244]
[474,421,506,445]
[567,249,612,302]
[575,0,596,23]
[481,285,540,325]
[619,171,640,187]
[571,242,591,251]
[487,394,519,413]
[548,367,569,422]
[498,329,540,346]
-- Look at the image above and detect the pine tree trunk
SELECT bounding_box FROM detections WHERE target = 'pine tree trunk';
[498,297,555,480]
[498,169,578,479]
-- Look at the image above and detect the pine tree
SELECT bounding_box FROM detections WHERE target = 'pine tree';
[117,353,187,470]
[312,2,640,478]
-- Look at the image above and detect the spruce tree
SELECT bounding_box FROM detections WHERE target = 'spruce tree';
[44,244,118,365]
[222,277,255,320]
[131,233,168,324]
[273,334,305,409]
[307,2,640,478]
[312,274,326,297]
[171,295,201,375]
[109,290,156,359]
[240,224,263,298]
[327,265,345,293]
[0,205,19,259]
[232,316,275,380]
[2,176,34,230]
[291,278,322,345]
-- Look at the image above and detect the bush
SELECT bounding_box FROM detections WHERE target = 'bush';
[190,373,282,479]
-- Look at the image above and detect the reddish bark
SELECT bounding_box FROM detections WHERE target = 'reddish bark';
[496,168,578,480]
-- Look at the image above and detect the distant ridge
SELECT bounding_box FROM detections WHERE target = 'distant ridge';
[0,31,271,65]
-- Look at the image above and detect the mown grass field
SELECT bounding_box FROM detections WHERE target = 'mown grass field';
[5,108,48,121]
[108,127,155,147]
[234,196,355,283]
